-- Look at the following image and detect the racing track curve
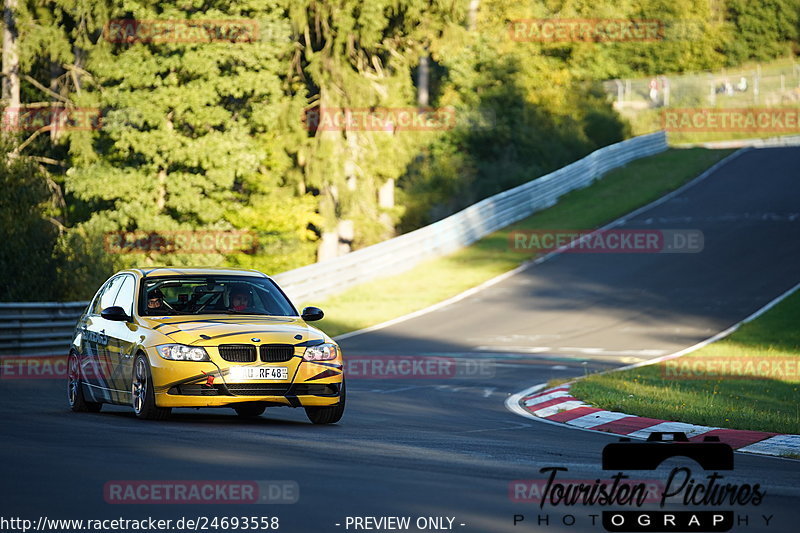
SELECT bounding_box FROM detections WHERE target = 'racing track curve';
[1,146,799,533]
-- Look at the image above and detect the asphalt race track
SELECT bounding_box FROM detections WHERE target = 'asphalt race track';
[2,147,799,533]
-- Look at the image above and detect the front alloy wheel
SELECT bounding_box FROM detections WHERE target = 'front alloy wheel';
[132,354,171,420]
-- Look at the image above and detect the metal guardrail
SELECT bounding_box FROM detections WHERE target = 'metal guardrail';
[274,131,668,303]
[0,131,668,356]
[0,302,87,356]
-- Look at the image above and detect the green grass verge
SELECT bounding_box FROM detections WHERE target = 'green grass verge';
[571,291,800,434]
[306,147,733,338]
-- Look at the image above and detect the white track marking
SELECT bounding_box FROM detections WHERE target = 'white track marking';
[522,390,572,407]
[532,400,587,418]
[556,347,668,357]
[627,421,717,440]
[567,411,632,429]
[738,435,800,457]
[476,346,554,353]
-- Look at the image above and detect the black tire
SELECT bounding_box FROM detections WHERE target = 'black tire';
[132,354,171,420]
[234,403,267,417]
[304,380,345,425]
[67,352,102,413]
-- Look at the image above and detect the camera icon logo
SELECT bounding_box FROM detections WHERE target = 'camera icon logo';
[602,432,734,471]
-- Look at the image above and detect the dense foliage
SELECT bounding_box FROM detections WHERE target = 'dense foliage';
[2,0,797,300]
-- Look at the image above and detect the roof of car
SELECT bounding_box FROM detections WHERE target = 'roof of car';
[126,267,269,278]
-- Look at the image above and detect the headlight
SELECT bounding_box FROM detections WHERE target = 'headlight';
[156,344,210,362]
[303,343,338,361]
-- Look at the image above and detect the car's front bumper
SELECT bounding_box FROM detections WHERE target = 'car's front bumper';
[155,390,342,408]
[147,347,344,408]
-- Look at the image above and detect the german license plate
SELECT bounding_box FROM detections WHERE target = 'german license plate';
[229,366,289,381]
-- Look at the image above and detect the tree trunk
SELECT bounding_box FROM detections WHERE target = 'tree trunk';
[378,178,395,237]
[417,54,429,107]
[50,61,64,142]
[156,169,167,211]
[468,0,480,31]
[2,0,20,108]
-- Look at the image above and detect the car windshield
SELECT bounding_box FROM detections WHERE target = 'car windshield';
[139,276,297,317]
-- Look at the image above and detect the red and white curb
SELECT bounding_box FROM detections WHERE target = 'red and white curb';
[506,382,800,459]
[505,281,800,460]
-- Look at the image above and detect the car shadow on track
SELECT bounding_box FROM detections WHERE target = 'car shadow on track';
[91,405,317,427]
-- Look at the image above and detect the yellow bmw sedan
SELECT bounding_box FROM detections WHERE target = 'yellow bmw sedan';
[67,267,345,423]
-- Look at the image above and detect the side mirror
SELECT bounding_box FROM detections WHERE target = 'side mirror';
[301,306,324,322]
[101,306,130,322]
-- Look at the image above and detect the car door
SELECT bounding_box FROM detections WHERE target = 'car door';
[104,274,141,404]
[76,281,108,402]
[82,275,125,402]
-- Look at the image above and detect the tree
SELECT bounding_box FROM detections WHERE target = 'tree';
[66,0,317,275]
[0,137,59,300]
[289,0,461,258]
[724,0,799,63]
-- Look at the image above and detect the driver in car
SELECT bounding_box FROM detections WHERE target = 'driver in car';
[229,286,256,312]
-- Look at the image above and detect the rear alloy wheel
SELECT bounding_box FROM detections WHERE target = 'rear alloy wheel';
[67,352,101,413]
[132,354,171,420]
[304,380,345,425]
[234,403,267,417]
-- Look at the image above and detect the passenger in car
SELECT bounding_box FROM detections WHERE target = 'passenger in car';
[147,289,167,312]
